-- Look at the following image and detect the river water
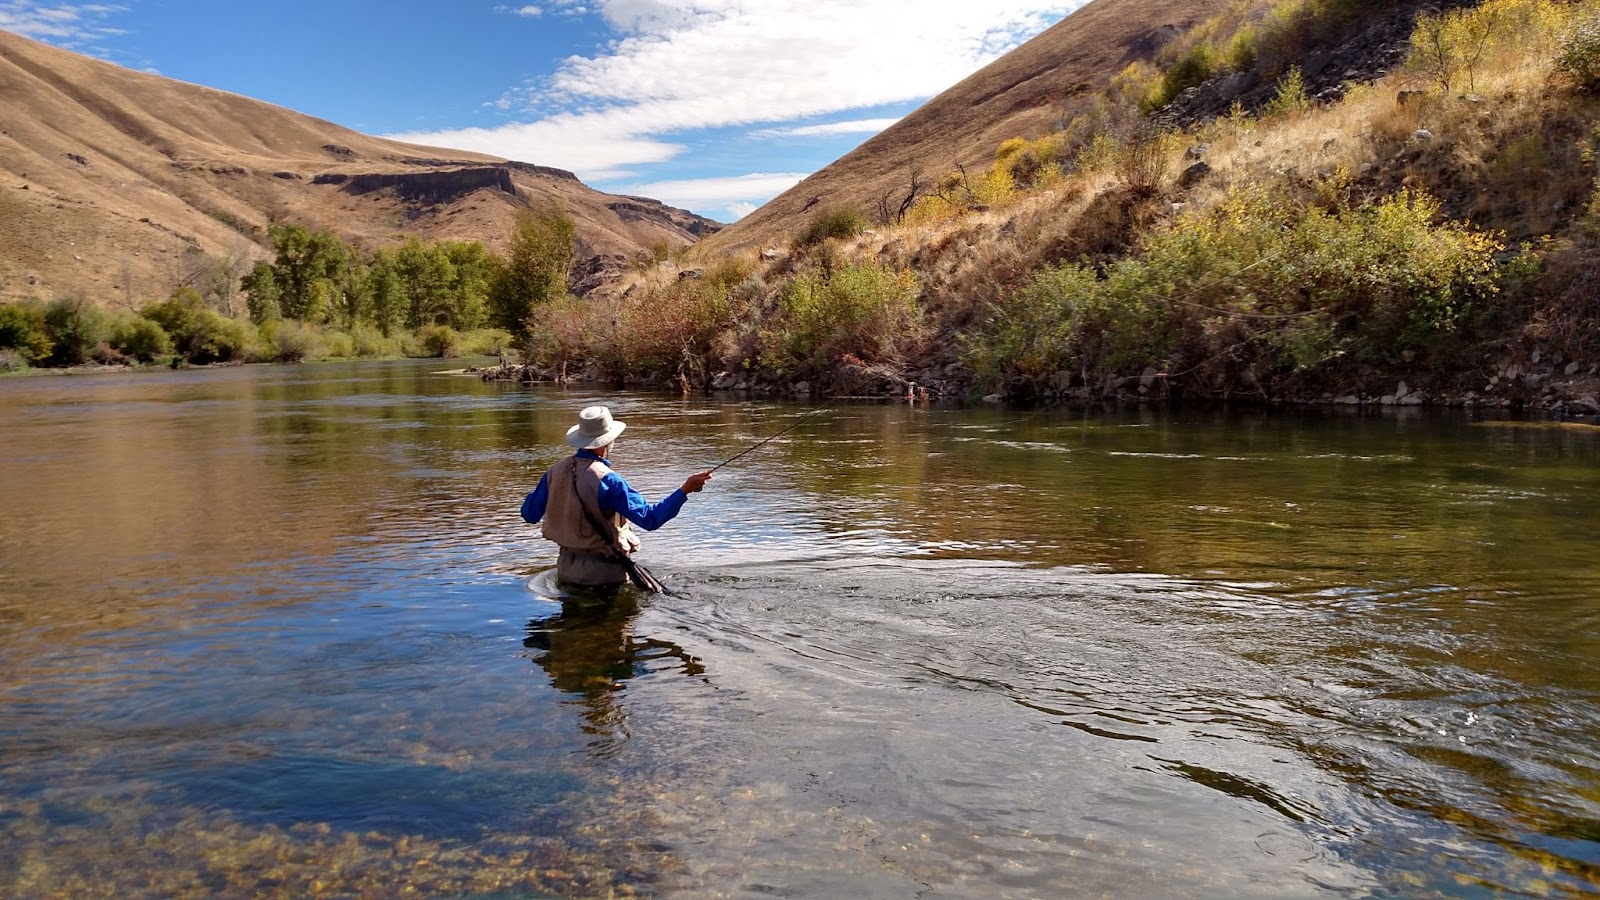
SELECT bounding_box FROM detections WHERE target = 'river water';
[0,359,1597,898]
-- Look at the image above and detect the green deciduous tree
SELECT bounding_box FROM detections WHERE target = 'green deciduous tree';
[241,222,505,336]
[443,240,498,331]
[142,287,257,364]
[241,260,283,323]
[109,315,172,362]
[0,302,54,364]
[490,208,576,332]
[243,223,350,323]
[366,250,406,337]
[326,253,373,331]
[42,297,112,366]
[394,237,459,330]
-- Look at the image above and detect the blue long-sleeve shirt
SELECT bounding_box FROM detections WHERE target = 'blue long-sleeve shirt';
[521,450,689,531]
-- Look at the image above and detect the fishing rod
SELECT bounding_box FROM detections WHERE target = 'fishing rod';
[708,397,844,472]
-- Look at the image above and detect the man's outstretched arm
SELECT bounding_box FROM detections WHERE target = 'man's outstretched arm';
[599,470,712,531]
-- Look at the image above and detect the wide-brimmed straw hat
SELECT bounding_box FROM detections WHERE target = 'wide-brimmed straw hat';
[565,405,627,450]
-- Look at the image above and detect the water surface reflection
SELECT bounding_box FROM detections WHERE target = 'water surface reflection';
[525,588,705,757]
[0,361,1596,897]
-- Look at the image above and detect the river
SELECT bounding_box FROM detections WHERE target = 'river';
[1,359,1596,898]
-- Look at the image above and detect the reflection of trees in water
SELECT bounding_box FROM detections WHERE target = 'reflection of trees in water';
[525,593,703,752]
[760,403,1600,589]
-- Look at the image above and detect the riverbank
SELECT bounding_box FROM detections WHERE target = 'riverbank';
[470,1,1593,418]
[12,348,1595,419]
[1028,358,1600,415]
[468,355,1600,417]
[468,356,937,401]
[2,350,500,379]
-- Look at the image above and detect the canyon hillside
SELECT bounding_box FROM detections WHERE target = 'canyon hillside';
[0,28,718,305]
[705,0,1229,253]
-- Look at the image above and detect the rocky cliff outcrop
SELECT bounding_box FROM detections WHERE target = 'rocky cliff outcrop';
[312,166,518,204]
[504,161,581,182]
[611,197,723,237]
[571,253,628,296]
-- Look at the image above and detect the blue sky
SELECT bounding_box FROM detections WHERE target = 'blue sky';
[1,1,1088,221]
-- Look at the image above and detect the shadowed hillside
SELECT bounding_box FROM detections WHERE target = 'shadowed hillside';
[705,0,1230,253]
[0,29,718,304]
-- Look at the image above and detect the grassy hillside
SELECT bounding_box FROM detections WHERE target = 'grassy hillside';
[8,0,1600,412]
[704,0,1233,255]
[519,0,1600,413]
[0,29,716,307]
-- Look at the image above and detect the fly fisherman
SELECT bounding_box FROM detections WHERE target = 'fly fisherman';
[521,406,713,590]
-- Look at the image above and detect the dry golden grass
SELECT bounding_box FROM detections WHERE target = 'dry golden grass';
[701,0,1233,256]
[1147,18,1599,242]
[548,0,1600,395]
[0,30,712,305]
[671,0,1600,373]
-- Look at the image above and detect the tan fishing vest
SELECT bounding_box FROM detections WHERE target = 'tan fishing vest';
[541,456,629,555]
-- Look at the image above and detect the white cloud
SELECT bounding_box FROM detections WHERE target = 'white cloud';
[392,112,686,181]
[0,1,127,46]
[726,201,758,220]
[393,1,1087,184]
[495,4,544,15]
[526,0,593,18]
[607,172,808,212]
[751,117,902,140]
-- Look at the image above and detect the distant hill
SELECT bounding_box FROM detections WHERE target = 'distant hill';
[704,0,1228,253]
[0,29,719,305]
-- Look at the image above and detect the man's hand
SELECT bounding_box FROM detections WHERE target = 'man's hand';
[681,470,713,494]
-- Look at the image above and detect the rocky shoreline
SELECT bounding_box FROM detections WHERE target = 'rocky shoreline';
[1032,357,1600,415]
[466,358,957,400]
[468,354,1600,417]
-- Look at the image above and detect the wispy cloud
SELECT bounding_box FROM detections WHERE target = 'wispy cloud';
[751,118,902,140]
[392,1,1087,183]
[0,1,128,47]
[494,4,543,16]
